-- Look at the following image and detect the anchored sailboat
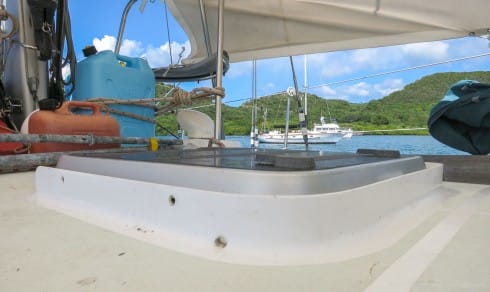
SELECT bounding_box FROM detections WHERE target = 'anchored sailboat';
[258,56,345,145]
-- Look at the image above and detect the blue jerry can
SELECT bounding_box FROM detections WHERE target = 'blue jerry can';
[72,50,155,138]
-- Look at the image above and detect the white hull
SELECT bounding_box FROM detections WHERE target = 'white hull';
[342,129,354,139]
[258,131,343,144]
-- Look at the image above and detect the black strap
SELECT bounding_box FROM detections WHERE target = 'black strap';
[154,51,229,82]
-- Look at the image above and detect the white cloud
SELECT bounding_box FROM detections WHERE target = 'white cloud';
[351,47,401,70]
[374,78,404,96]
[320,62,353,78]
[312,78,405,102]
[119,39,144,56]
[92,35,144,57]
[317,85,336,96]
[93,35,117,52]
[226,61,252,78]
[93,35,144,57]
[310,85,339,100]
[92,35,190,68]
[310,48,396,79]
[141,41,190,67]
[351,49,379,64]
[304,39,453,81]
[401,41,449,61]
[308,51,354,78]
[344,82,371,97]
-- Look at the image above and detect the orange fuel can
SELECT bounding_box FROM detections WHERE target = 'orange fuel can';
[26,101,120,153]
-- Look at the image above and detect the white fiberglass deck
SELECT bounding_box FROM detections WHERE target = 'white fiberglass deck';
[1,170,489,291]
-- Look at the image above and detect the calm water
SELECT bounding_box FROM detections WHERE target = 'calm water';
[226,135,468,155]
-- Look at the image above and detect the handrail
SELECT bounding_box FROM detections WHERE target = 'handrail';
[115,0,138,54]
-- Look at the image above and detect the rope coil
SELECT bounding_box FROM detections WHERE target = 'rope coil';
[172,87,193,106]
[86,86,225,119]
[158,86,225,114]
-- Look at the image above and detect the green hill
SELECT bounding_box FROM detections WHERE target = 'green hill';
[156,71,490,136]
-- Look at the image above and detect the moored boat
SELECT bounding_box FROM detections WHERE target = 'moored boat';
[258,125,344,144]
[313,116,354,139]
[257,115,352,144]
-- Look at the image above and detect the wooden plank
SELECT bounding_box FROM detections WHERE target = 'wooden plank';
[0,147,149,173]
[0,133,182,145]
[422,155,490,185]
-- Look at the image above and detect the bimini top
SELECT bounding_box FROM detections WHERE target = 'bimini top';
[166,0,490,63]
[428,80,490,155]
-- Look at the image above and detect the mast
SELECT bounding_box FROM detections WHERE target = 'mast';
[250,59,258,148]
[283,89,291,149]
[304,55,308,117]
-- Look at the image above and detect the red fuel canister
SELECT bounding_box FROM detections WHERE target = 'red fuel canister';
[26,101,120,153]
[0,119,27,155]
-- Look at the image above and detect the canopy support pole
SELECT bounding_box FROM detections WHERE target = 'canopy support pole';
[115,0,138,54]
[214,0,225,140]
[199,0,212,57]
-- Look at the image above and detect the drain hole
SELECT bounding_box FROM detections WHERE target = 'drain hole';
[168,195,176,206]
[214,235,227,248]
[60,176,64,183]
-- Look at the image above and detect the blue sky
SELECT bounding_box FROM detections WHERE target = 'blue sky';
[69,1,490,106]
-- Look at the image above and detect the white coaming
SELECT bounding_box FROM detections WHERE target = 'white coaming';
[35,162,445,265]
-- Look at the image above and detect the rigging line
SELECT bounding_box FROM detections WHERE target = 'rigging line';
[224,97,254,104]
[182,103,214,110]
[199,0,212,57]
[226,90,304,107]
[289,56,308,148]
[163,0,173,64]
[181,92,299,111]
[180,97,253,110]
[325,100,333,122]
[308,52,490,89]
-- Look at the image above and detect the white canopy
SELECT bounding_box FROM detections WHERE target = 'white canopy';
[167,0,490,63]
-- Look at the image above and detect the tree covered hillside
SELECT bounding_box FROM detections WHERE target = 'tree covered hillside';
[156,71,490,136]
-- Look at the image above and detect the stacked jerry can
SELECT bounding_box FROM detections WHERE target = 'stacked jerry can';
[72,50,156,138]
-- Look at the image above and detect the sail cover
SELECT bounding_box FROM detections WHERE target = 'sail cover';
[428,80,490,155]
[166,0,490,63]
